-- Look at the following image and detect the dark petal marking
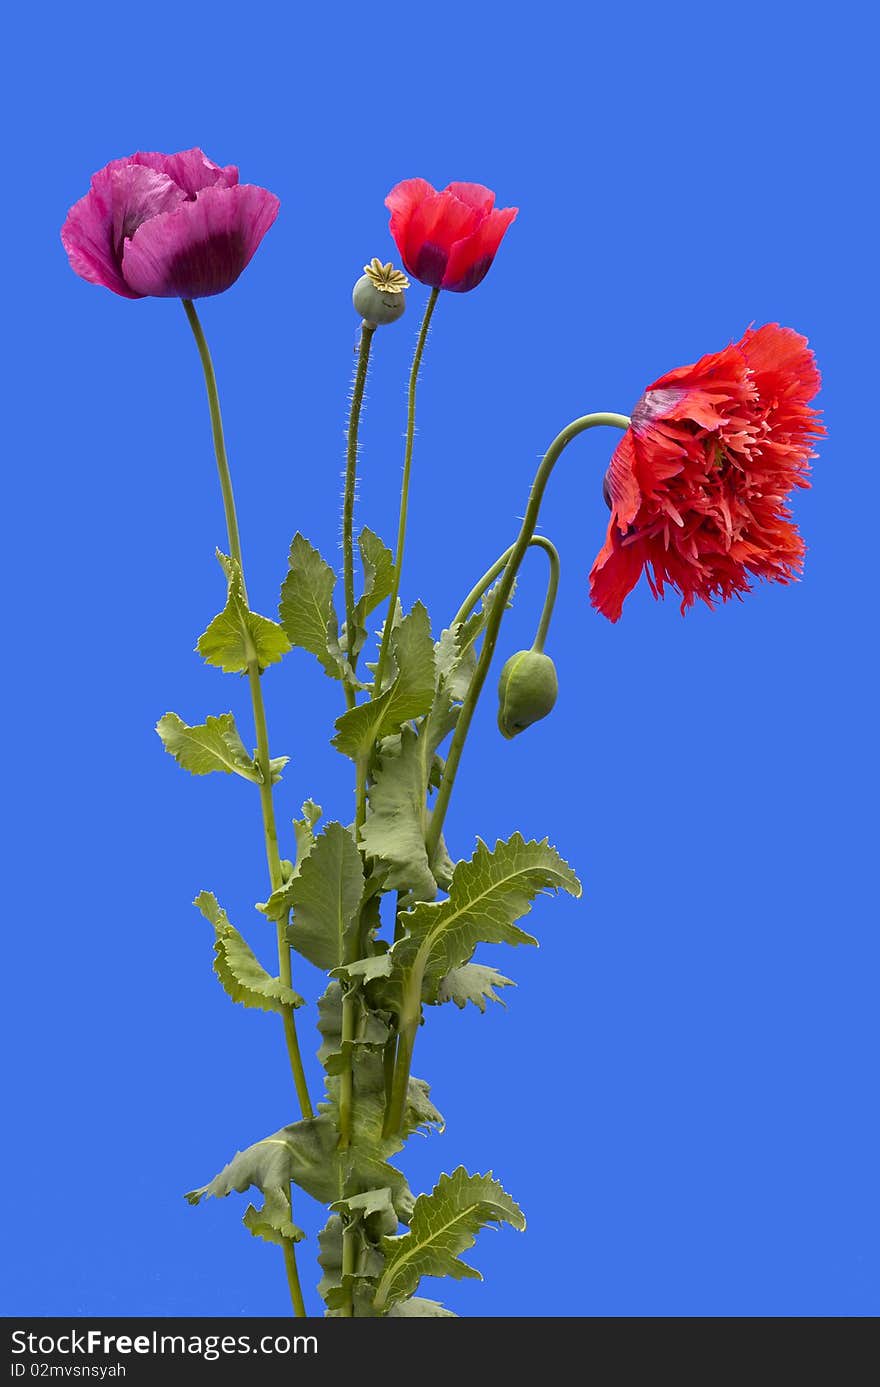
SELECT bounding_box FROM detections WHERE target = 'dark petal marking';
[412,242,449,288]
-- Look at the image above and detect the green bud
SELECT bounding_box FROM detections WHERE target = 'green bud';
[497,649,559,740]
[352,258,409,327]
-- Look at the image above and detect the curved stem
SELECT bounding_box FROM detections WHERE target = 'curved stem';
[425,412,630,862]
[372,288,439,694]
[182,300,314,1314]
[452,535,560,652]
[343,324,375,676]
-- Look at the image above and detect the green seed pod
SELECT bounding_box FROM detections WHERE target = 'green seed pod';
[497,649,559,739]
[352,258,409,327]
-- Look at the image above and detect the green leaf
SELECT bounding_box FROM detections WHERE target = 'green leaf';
[256,800,323,922]
[242,1188,304,1247]
[156,711,261,782]
[356,528,395,621]
[195,891,303,1011]
[316,981,391,1075]
[285,822,365,971]
[388,1297,457,1317]
[360,726,437,903]
[374,1167,525,1311]
[387,833,581,1012]
[332,603,435,763]
[198,551,291,674]
[186,1115,343,1208]
[278,533,341,678]
[436,963,515,1012]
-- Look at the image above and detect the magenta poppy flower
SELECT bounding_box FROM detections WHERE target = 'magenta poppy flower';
[386,179,517,293]
[61,148,280,300]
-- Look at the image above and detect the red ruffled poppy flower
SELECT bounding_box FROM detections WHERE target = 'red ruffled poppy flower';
[61,148,279,300]
[386,179,517,292]
[590,323,824,622]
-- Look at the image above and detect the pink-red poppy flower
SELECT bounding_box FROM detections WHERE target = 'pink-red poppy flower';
[61,149,279,300]
[590,324,824,622]
[386,179,517,292]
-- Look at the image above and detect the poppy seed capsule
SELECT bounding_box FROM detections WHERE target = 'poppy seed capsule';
[352,274,406,327]
[497,650,559,739]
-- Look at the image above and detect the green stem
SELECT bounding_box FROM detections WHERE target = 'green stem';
[424,413,629,863]
[282,1222,307,1319]
[343,324,375,676]
[338,986,356,1152]
[182,299,314,1314]
[372,288,439,694]
[452,534,560,652]
[340,1221,357,1317]
[382,1013,417,1140]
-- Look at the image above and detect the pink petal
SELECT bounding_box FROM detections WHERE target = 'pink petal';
[120,184,280,298]
[386,178,437,259]
[444,181,496,213]
[441,204,517,291]
[130,148,239,195]
[109,164,187,256]
[61,162,184,298]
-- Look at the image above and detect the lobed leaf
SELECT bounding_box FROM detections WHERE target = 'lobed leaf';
[195,891,303,1012]
[386,833,581,1015]
[198,551,291,674]
[373,1167,525,1311]
[278,533,341,678]
[242,1188,304,1247]
[355,528,395,621]
[332,603,435,763]
[436,962,515,1012]
[388,1297,457,1317]
[156,711,261,782]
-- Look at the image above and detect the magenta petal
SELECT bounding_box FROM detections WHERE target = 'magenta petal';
[130,148,239,195]
[109,164,186,257]
[120,184,280,298]
[61,167,135,298]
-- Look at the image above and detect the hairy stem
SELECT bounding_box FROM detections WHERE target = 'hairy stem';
[425,412,630,861]
[343,323,375,679]
[372,288,439,694]
[182,299,313,1314]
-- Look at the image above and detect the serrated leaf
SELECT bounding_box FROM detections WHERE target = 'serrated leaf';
[436,963,515,1012]
[387,833,581,1014]
[388,1297,457,1317]
[332,603,435,763]
[356,528,395,621]
[156,711,261,782]
[330,1186,396,1223]
[360,726,437,903]
[198,551,291,674]
[195,891,303,1011]
[374,1167,525,1311]
[242,1188,304,1247]
[279,533,342,678]
[285,823,365,971]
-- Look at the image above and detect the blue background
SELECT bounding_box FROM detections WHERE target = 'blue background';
[3,0,875,1318]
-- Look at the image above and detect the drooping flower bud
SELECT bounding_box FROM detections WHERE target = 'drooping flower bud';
[353,257,408,326]
[497,649,558,739]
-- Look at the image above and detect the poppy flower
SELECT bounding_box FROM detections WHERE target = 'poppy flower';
[61,149,279,300]
[590,323,824,622]
[386,179,517,292]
